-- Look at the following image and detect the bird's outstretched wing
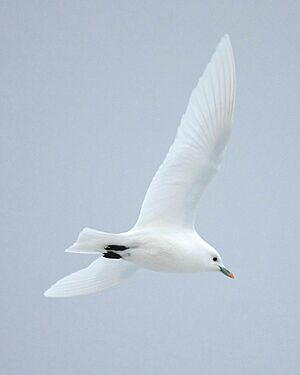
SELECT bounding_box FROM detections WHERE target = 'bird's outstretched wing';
[135,35,236,229]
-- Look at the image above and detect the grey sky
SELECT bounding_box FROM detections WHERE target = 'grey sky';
[1,1,299,374]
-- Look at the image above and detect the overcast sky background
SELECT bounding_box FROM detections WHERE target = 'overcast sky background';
[1,1,299,374]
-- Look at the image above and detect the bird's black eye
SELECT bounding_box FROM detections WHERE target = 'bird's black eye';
[213,257,218,262]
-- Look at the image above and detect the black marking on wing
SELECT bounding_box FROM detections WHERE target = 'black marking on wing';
[103,252,122,259]
[105,245,129,251]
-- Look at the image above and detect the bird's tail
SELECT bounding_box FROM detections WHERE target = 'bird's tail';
[65,227,129,254]
[44,257,138,298]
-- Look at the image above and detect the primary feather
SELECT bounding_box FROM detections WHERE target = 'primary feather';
[135,35,236,229]
[44,257,137,298]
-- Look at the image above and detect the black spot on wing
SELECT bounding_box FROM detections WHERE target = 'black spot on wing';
[105,245,129,251]
[103,252,122,259]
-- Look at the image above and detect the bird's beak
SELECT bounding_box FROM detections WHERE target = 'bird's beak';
[219,266,234,279]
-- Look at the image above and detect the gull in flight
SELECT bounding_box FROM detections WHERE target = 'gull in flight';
[44,35,236,298]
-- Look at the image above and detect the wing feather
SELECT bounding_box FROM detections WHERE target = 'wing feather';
[135,35,236,229]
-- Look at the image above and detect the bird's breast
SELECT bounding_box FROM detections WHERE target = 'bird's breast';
[127,234,205,273]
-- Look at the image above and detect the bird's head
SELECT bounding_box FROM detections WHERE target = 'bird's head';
[204,248,234,279]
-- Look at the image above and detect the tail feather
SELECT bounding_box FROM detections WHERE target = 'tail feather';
[65,227,127,254]
[44,257,137,298]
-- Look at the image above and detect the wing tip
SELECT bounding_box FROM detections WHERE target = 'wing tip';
[43,286,59,298]
[220,34,232,46]
[43,283,93,298]
[217,34,234,57]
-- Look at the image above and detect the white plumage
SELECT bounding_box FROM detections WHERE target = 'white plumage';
[45,35,236,298]
[44,257,137,298]
[136,34,235,229]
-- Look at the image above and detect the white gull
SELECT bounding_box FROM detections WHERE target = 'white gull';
[45,35,236,298]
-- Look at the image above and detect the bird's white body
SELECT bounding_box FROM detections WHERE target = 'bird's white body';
[45,35,236,298]
[112,228,215,273]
